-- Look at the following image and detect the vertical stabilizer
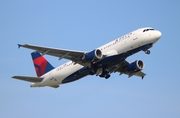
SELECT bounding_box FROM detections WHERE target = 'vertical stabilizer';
[31,51,54,77]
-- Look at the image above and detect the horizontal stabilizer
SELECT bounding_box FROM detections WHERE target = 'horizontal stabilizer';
[12,76,43,82]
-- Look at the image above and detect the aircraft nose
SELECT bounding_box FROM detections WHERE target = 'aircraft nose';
[155,30,162,40]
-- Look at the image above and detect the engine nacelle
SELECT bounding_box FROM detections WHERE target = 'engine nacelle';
[126,60,144,73]
[83,49,103,62]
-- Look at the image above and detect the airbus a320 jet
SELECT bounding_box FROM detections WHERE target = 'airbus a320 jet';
[12,27,162,88]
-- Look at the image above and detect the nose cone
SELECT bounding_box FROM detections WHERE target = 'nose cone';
[155,30,162,40]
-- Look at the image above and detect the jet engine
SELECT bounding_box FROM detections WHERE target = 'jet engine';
[126,60,144,73]
[82,49,103,62]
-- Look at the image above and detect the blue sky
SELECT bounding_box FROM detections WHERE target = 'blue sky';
[0,0,180,118]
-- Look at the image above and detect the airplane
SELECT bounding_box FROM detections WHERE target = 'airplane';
[12,27,162,88]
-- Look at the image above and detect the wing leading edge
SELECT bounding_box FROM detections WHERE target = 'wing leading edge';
[18,44,85,62]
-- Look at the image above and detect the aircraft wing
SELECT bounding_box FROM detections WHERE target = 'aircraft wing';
[121,71,146,79]
[114,60,146,79]
[18,44,85,62]
[12,76,43,82]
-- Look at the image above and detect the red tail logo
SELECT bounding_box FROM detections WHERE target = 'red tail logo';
[31,51,54,77]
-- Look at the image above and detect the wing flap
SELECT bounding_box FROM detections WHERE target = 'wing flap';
[12,76,43,82]
[117,70,146,79]
[50,85,60,88]
[134,71,146,78]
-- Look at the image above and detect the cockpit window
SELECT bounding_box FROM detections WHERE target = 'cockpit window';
[143,28,154,32]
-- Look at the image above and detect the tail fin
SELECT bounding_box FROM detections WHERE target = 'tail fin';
[31,51,54,77]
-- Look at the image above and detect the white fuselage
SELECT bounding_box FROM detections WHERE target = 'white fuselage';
[31,27,161,87]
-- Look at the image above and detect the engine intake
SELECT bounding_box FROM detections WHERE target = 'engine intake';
[83,49,103,62]
[126,60,144,73]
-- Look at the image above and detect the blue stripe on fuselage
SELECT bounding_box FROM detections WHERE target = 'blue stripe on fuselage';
[62,67,90,84]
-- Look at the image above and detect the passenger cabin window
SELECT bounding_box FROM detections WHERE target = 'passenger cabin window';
[143,28,154,32]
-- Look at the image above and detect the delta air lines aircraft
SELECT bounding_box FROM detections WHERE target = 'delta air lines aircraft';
[12,27,162,88]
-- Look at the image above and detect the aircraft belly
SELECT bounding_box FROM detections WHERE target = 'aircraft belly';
[55,64,83,84]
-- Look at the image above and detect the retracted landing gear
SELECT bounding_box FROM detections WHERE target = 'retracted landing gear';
[92,65,111,79]
[105,74,110,79]
[99,74,111,79]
